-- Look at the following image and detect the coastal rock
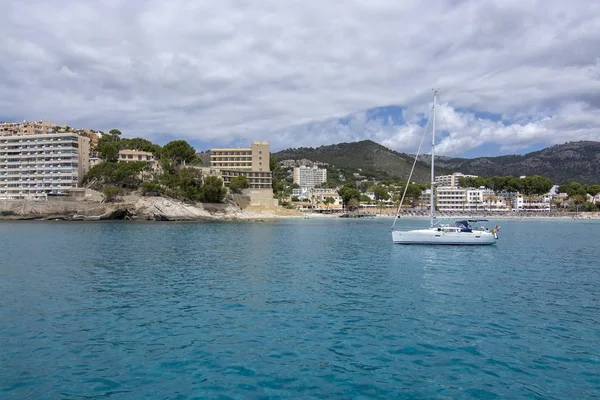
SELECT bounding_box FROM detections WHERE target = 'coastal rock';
[128,197,213,221]
[0,193,296,221]
[98,209,133,220]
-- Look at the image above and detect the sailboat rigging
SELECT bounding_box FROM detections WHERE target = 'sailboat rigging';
[390,90,498,245]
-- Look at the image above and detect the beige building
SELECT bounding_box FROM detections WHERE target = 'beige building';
[1,121,99,149]
[0,132,90,199]
[210,141,272,189]
[187,167,223,182]
[118,149,157,166]
[435,172,478,187]
[90,150,158,170]
[1,120,55,136]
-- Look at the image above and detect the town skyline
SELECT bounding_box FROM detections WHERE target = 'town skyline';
[1,117,598,213]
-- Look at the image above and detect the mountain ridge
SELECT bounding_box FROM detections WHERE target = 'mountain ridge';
[273,140,600,184]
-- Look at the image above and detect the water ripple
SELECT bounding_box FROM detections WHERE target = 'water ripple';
[1,219,599,399]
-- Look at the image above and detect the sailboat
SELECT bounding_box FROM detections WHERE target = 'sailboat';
[390,90,498,245]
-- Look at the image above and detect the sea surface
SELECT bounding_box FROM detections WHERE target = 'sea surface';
[1,218,599,399]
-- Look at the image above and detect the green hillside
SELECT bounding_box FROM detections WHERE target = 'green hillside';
[273,140,435,183]
[274,140,600,184]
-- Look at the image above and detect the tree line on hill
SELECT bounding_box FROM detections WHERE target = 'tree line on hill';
[458,175,600,208]
[457,175,553,195]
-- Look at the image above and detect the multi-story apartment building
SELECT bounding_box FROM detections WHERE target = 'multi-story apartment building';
[293,165,327,188]
[210,141,272,189]
[436,186,468,211]
[512,194,552,211]
[0,133,90,199]
[435,172,478,187]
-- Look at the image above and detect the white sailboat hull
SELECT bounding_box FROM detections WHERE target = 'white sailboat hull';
[392,228,497,245]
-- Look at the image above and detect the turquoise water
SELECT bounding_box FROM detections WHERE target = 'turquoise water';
[1,219,599,399]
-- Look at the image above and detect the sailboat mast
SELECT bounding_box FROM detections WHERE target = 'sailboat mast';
[430,91,437,228]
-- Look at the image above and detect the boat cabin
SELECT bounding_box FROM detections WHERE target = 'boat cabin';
[454,220,473,232]
[435,219,491,233]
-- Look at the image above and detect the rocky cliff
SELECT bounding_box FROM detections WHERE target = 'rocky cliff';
[0,195,291,221]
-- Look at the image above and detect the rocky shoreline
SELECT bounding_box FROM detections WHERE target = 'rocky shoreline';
[0,195,292,222]
[3,195,596,222]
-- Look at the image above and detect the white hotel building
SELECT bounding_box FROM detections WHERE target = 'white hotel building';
[421,186,509,212]
[291,187,343,208]
[293,165,327,188]
[0,133,90,199]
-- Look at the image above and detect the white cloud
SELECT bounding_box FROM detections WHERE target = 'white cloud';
[380,101,600,156]
[0,0,599,155]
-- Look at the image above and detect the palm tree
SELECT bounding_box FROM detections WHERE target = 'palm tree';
[323,196,335,211]
[348,198,360,211]
[484,195,494,212]
[571,194,587,216]
[552,198,562,211]
[485,195,503,212]
[276,190,285,206]
[506,191,517,210]
[524,194,536,211]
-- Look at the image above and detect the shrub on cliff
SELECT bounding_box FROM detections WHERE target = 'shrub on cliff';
[85,161,151,188]
[199,176,227,203]
[102,186,123,202]
[86,162,227,204]
[229,175,249,193]
[140,182,165,196]
[154,168,225,203]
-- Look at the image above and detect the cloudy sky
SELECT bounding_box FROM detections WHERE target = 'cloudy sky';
[1,0,599,156]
